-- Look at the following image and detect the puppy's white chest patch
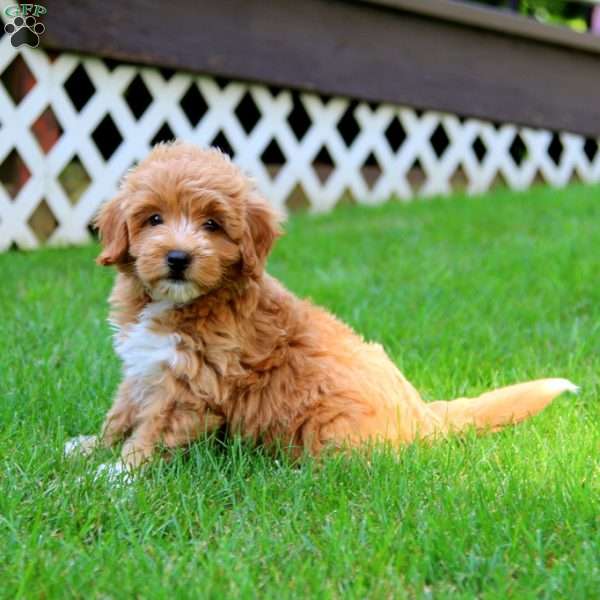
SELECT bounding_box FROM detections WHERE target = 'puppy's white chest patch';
[114,301,182,381]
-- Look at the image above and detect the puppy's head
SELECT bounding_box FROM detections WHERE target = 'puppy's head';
[96,142,281,304]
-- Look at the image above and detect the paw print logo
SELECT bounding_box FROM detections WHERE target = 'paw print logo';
[4,15,45,48]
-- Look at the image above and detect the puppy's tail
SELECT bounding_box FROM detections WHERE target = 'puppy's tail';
[428,378,578,435]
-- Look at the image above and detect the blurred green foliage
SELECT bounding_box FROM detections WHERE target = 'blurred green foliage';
[470,0,592,32]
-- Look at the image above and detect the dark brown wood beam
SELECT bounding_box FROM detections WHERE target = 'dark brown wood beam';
[40,0,600,137]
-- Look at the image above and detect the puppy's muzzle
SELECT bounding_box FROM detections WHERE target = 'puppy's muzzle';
[166,250,191,280]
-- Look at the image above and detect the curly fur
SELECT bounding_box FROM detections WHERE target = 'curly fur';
[67,142,577,470]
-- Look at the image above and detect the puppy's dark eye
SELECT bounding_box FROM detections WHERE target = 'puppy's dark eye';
[148,214,163,226]
[203,219,221,232]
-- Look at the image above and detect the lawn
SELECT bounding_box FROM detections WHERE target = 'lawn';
[1,184,600,599]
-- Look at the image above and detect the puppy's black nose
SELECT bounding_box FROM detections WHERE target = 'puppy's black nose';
[166,250,191,276]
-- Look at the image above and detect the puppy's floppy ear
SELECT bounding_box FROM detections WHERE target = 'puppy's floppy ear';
[95,193,130,266]
[241,192,282,276]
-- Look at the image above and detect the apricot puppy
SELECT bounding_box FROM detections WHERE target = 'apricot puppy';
[67,142,576,471]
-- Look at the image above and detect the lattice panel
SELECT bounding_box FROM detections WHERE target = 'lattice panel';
[1,6,599,250]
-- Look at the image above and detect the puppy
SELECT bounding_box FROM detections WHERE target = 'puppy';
[66,142,577,470]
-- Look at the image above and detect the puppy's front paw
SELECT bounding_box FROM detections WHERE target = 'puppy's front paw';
[64,435,98,457]
[94,461,135,485]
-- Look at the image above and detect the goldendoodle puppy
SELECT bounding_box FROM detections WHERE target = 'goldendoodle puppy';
[66,142,576,472]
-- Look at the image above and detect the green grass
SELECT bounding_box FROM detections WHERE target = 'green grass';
[2,185,600,599]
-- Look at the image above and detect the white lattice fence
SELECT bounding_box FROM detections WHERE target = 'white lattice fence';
[1,7,600,250]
